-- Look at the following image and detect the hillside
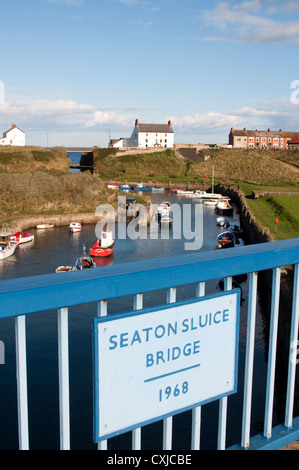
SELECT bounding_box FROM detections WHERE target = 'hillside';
[0,146,70,173]
[93,147,299,186]
[0,171,113,220]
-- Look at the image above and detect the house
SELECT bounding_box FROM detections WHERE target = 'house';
[109,119,174,149]
[0,124,25,146]
[228,128,299,149]
[288,135,299,150]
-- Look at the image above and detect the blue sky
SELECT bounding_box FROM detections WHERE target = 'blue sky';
[1,0,299,147]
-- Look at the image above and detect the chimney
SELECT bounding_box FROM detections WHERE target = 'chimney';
[268,128,270,132]
[168,120,172,127]
[12,124,16,129]
[243,127,246,131]
[135,119,139,127]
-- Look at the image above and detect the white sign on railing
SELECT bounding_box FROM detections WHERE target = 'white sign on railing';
[93,290,240,442]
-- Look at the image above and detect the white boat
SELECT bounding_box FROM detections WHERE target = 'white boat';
[193,190,223,200]
[157,201,171,214]
[36,224,54,229]
[217,217,230,227]
[160,209,172,226]
[215,199,233,216]
[204,199,218,206]
[0,230,18,260]
[176,189,194,195]
[10,231,34,244]
[107,182,119,189]
[151,187,165,192]
[69,222,82,233]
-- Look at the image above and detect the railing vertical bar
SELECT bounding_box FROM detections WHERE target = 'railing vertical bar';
[58,307,70,450]
[191,282,205,450]
[163,287,176,450]
[97,300,108,451]
[264,267,281,438]
[132,294,143,451]
[285,263,299,428]
[15,315,29,450]
[241,271,258,449]
[217,276,232,450]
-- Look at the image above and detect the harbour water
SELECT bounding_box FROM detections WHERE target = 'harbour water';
[0,190,279,450]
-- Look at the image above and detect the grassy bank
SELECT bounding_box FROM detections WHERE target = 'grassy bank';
[94,148,185,181]
[239,182,299,239]
[0,172,113,221]
[0,146,70,173]
[93,148,299,186]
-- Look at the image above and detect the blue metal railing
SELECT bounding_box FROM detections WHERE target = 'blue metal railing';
[0,238,298,450]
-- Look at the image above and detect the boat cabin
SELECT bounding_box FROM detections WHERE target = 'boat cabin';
[100,230,114,248]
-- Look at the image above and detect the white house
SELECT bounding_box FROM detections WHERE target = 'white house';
[110,119,174,149]
[0,124,25,146]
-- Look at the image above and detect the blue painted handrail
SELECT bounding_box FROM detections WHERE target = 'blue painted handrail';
[0,238,298,318]
[0,237,298,451]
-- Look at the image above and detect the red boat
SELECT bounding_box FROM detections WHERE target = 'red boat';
[89,230,114,257]
[11,231,34,244]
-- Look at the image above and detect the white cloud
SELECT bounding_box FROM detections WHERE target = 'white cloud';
[201,1,299,47]
[1,93,299,145]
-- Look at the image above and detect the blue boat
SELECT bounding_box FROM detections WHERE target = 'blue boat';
[151,187,165,192]
[134,186,152,192]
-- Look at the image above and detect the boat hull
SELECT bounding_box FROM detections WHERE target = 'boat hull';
[0,242,18,260]
[215,207,233,216]
[69,223,82,233]
[36,224,54,229]
[89,242,114,257]
[11,232,34,244]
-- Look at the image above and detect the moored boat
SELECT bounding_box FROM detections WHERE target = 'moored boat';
[69,222,82,233]
[134,186,152,192]
[0,228,19,260]
[215,198,233,216]
[216,217,230,227]
[215,231,235,249]
[193,190,223,200]
[55,255,96,273]
[107,182,119,189]
[229,224,244,237]
[204,199,218,206]
[89,230,114,257]
[151,187,165,192]
[11,231,34,244]
[176,189,194,195]
[160,211,173,226]
[36,224,54,229]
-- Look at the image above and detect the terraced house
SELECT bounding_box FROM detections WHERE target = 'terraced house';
[229,128,299,149]
[110,119,174,149]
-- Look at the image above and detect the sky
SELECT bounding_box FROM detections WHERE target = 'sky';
[1,0,299,147]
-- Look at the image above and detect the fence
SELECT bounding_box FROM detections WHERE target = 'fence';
[0,238,298,450]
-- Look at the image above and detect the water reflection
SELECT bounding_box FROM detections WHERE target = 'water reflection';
[0,190,272,450]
